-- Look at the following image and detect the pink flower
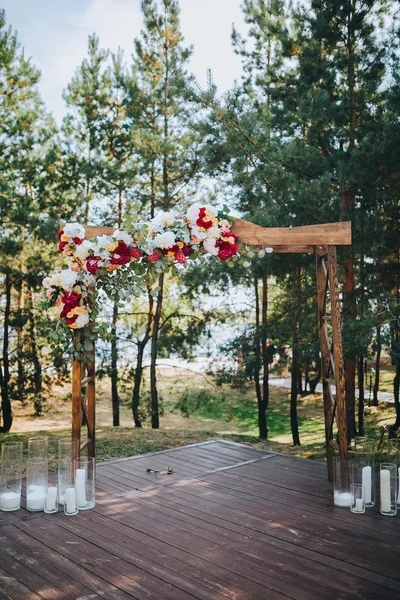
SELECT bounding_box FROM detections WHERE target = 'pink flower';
[148,251,161,263]
[175,250,186,264]
[129,247,142,259]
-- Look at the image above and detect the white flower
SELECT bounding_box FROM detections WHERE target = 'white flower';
[42,276,52,289]
[159,211,175,227]
[81,272,96,287]
[206,226,221,240]
[75,312,90,328]
[186,203,202,224]
[112,229,133,246]
[63,223,85,239]
[91,235,114,254]
[204,204,218,216]
[153,231,176,249]
[190,225,207,240]
[74,240,93,261]
[59,269,79,291]
[203,238,219,256]
[149,217,165,235]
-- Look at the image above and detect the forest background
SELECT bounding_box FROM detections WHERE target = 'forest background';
[0,0,399,459]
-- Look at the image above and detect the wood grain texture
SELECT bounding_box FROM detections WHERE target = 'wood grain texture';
[2,442,399,600]
[61,220,352,248]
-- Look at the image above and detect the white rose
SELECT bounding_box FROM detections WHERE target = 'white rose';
[75,312,90,328]
[149,217,164,234]
[63,223,85,239]
[59,269,78,291]
[204,204,218,216]
[91,235,114,254]
[74,240,93,261]
[153,231,176,249]
[42,276,52,289]
[186,203,202,224]
[206,226,221,240]
[112,229,133,246]
[203,238,219,256]
[160,211,175,226]
[82,273,96,287]
[190,225,207,240]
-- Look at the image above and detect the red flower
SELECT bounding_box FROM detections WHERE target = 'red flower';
[86,257,103,274]
[58,230,64,240]
[110,242,130,265]
[148,251,161,263]
[182,244,191,257]
[216,233,239,261]
[129,247,142,259]
[59,291,82,318]
[73,237,83,245]
[196,206,213,230]
[58,241,67,253]
[175,250,186,264]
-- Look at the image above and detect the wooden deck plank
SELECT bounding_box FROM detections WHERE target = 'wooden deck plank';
[1,442,399,599]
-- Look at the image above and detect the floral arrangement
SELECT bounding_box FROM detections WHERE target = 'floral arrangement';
[43,204,241,339]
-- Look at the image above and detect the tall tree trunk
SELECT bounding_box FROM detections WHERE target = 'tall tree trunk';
[150,273,164,429]
[16,281,25,402]
[132,290,154,427]
[254,277,266,439]
[0,273,12,433]
[28,289,43,415]
[372,324,381,406]
[357,355,365,436]
[261,276,269,434]
[342,5,357,444]
[290,267,302,446]
[111,298,120,427]
[391,365,400,436]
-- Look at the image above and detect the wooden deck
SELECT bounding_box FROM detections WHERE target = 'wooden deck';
[0,440,399,599]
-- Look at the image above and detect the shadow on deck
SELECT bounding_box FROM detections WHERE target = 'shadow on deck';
[0,440,399,599]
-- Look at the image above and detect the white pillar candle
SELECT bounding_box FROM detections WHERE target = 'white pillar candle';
[397,467,400,505]
[0,491,20,511]
[27,489,47,511]
[362,466,372,504]
[334,491,351,507]
[75,468,87,508]
[355,498,364,512]
[65,487,77,514]
[45,486,58,512]
[380,469,391,513]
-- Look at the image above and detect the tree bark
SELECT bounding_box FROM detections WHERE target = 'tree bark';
[254,277,266,439]
[150,273,164,429]
[0,273,13,433]
[111,298,120,427]
[290,267,302,446]
[16,281,25,402]
[357,355,365,436]
[261,276,269,433]
[372,324,381,406]
[132,290,154,427]
[28,288,43,415]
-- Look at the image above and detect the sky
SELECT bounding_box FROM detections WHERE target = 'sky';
[2,0,247,125]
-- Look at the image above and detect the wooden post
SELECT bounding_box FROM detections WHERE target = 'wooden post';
[86,355,96,459]
[71,335,96,460]
[328,246,347,462]
[71,350,82,466]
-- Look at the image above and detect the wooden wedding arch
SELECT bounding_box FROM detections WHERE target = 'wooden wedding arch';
[68,219,352,480]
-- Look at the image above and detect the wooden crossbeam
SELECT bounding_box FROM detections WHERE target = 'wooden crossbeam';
[62,220,351,253]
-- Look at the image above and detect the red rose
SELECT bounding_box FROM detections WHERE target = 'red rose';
[58,241,67,253]
[73,237,83,245]
[175,250,186,264]
[129,247,142,259]
[60,291,82,317]
[182,244,191,256]
[58,230,64,240]
[148,251,161,263]
[218,248,233,261]
[86,257,102,274]
[110,242,130,265]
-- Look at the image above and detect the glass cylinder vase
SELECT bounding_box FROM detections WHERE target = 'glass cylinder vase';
[74,457,95,510]
[380,463,397,517]
[28,436,49,460]
[353,438,375,508]
[26,458,48,512]
[333,456,351,507]
[0,442,23,512]
[58,438,78,505]
[44,485,59,514]
[350,483,365,515]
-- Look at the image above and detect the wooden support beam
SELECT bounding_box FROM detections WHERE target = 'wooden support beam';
[327,246,347,462]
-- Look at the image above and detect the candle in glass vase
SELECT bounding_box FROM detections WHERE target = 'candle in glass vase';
[380,469,391,513]
[362,465,372,505]
[0,491,21,511]
[27,487,47,511]
[65,487,77,514]
[75,469,87,508]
